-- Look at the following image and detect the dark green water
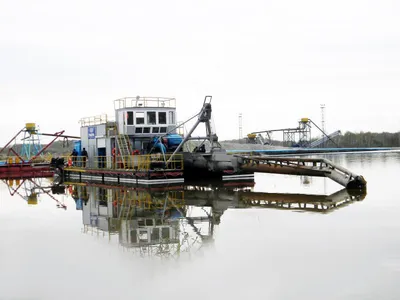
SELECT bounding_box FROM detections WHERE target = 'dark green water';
[0,151,399,299]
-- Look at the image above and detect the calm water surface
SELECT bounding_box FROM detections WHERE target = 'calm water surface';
[0,151,400,300]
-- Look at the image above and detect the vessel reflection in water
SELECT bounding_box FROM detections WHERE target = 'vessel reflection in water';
[65,180,367,258]
[77,183,212,257]
[2,177,67,209]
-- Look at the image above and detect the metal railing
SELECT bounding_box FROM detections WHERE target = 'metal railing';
[0,154,54,164]
[113,190,185,212]
[114,97,176,109]
[79,114,113,127]
[62,155,90,168]
[63,153,184,171]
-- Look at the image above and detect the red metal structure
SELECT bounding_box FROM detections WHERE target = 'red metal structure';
[0,163,54,179]
[0,125,79,179]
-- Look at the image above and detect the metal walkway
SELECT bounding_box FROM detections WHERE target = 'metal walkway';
[237,155,367,189]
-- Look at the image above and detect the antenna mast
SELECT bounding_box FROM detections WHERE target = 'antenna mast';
[239,113,243,141]
[320,104,326,136]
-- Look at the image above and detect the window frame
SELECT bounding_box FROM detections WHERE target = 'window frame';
[147,111,156,125]
[158,112,167,124]
[136,112,145,125]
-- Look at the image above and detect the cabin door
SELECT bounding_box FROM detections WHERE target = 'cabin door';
[117,111,125,134]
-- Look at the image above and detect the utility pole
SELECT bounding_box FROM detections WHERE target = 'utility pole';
[238,113,243,143]
[320,104,326,147]
[321,104,327,192]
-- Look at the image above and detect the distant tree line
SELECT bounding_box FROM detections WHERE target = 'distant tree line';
[332,131,400,148]
[0,141,73,158]
[226,131,400,148]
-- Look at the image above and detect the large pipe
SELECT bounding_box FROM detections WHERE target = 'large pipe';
[238,155,330,163]
[326,186,367,202]
[240,163,328,177]
[326,169,366,189]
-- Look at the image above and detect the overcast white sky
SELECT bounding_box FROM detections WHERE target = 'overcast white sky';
[1,0,399,145]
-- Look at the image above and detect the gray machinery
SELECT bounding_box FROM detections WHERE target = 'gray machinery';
[167,96,250,179]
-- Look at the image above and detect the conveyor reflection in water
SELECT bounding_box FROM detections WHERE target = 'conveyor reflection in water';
[67,179,367,258]
[2,178,367,258]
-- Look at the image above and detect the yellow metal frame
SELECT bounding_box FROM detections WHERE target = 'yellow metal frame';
[0,153,54,164]
[0,152,183,173]
[79,114,111,127]
[64,153,184,172]
[112,189,185,217]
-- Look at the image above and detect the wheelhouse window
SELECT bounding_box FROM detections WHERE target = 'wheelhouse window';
[158,112,166,124]
[160,127,167,133]
[143,127,150,133]
[152,127,160,133]
[168,111,175,124]
[161,227,170,239]
[147,112,156,125]
[127,111,134,125]
[135,127,143,133]
[136,112,144,124]
[139,230,148,242]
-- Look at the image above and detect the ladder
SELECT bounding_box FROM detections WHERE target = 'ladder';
[116,134,132,167]
[118,192,130,220]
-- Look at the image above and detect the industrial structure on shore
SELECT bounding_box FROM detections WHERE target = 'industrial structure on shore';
[246,117,341,148]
